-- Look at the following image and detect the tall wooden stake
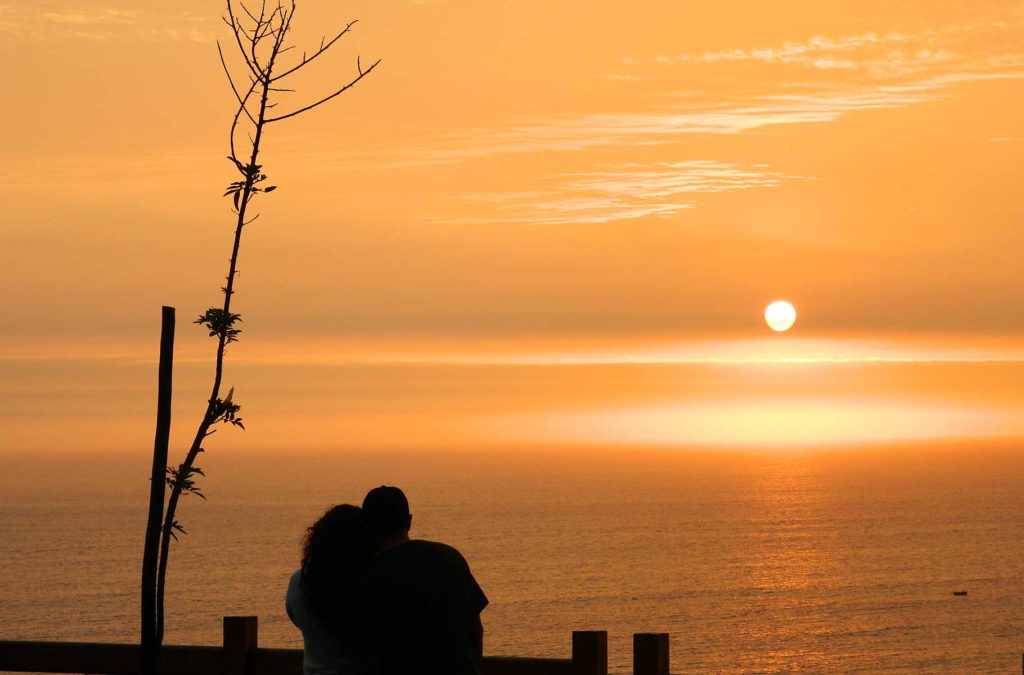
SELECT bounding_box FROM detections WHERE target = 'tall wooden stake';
[142,306,175,675]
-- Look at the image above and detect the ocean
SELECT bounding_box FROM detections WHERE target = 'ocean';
[1,446,1022,673]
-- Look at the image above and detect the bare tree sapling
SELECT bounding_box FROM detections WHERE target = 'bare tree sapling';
[140,3,379,671]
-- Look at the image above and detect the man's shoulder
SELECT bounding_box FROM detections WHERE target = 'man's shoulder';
[379,539,469,574]
[407,539,464,556]
[381,538,463,558]
[405,540,472,566]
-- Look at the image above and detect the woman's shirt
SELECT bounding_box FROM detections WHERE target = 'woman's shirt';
[285,569,374,675]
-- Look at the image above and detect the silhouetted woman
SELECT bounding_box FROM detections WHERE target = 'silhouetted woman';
[287,504,375,675]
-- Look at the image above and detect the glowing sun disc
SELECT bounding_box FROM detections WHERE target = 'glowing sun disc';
[765,300,797,332]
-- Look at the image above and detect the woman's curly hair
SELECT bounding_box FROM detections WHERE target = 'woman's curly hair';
[299,504,373,627]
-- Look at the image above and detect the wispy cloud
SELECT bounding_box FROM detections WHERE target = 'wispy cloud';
[36,9,139,25]
[0,7,214,42]
[363,77,973,169]
[344,28,1022,226]
[559,161,790,198]
[349,67,1022,173]
[459,161,794,225]
[644,30,914,67]
[461,196,692,226]
[347,20,1024,171]
[634,21,1016,78]
[0,5,15,32]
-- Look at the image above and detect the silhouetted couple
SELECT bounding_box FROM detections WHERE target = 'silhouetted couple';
[286,486,488,675]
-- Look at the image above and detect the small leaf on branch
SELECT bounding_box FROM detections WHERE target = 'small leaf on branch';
[210,389,244,429]
[167,521,188,541]
[166,463,207,498]
[194,308,243,343]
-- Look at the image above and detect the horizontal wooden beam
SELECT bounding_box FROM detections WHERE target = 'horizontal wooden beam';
[250,646,302,675]
[483,656,574,675]
[0,641,220,674]
[0,641,577,675]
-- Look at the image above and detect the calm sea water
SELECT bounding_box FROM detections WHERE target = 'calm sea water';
[1,446,1022,673]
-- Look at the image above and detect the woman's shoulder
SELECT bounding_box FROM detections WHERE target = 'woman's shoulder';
[286,569,306,613]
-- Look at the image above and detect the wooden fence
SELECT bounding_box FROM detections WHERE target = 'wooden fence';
[0,616,674,675]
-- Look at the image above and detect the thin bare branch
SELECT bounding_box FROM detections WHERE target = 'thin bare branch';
[271,20,358,82]
[228,76,260,168]
[275,2,294,50]
[247,0,269,74]
[253,9,279,44]
[225,3,261,78]
[217,41,258,125]
[266,57,380,122]
[239,2,260,23]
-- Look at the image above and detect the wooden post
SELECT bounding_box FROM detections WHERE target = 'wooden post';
[572,631,608,675]
[223,616,258,675]
[141,306,174,675]
[633,633,669,675]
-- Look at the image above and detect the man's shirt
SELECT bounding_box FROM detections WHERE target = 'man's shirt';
[359,540,488,675]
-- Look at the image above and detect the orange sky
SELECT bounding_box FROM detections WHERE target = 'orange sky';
[1,0,1023,452]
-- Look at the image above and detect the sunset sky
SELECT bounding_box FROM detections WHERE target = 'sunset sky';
[2,0,1023,453]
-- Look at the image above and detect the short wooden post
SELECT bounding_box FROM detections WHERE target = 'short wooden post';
[633,633,669,675]
[572,631,608,675]
[223,616,258,675]
[141,306,175,675]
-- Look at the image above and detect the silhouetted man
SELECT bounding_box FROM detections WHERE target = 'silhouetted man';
[359,485,488,675]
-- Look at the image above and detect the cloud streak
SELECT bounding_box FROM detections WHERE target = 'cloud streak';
[460,161,794,225]
[643,30,914,67]
[6,335,1024,367]
[351,82,942,169]
[346,20,1024,172]
[352,68,1022,172]
[634,20,1019,77]
[0,6,214,42]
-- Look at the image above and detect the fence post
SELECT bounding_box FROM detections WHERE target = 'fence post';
[572,631,608,675]
[223,616,258,675]
[141,306,175,675]
[633,633,669,675]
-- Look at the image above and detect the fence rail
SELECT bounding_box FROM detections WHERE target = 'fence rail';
[0,616,674,675]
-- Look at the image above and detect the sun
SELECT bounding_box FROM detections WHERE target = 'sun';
[764,300,797,332]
